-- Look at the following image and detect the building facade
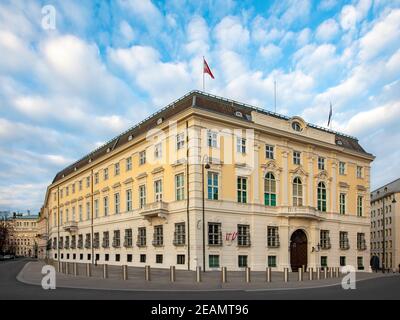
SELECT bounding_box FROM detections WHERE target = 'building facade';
[370,178,400,271]
[10,215,39,257]
[41,91,374,271]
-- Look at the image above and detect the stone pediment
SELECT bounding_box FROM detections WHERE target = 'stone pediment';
[339,182,350,189]
[357,185,367,192]
[261,160,282,173]
[290,165,308,177]
[314,170,329,181]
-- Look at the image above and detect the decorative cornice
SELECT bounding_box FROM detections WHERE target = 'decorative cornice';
[151,166,165,175]
[136,172,148,180]
[124,178,134,185]
[113,182,121,189]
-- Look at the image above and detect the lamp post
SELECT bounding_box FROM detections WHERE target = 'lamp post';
[382,195,396,273]
[201,156,210,272]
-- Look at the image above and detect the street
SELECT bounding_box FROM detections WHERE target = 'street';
[1,259,400,300]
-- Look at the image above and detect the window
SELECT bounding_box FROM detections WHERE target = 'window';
[127,254,132,262]
[267,226,279,248]
[156,254,163,264]
[175,174,185,201]
[292,177,303,206]
[66,208,69,222]
[293,151,301,165]
[154,143,162,159]
[357,166,363,178]
[265,145,274,159]
[113,230,121,248]
[102,232,109,248]
[340,256,346,267]
[71,206,76,222]
[264,172,276,206]
[237,177,247,203]
[357,233,366,250]
[60,209,63,225]
[72,184,75,194]
[115,254,120,262]
[137,227,146,247]
[93,233,99,249]
[292,121,302,132]
[174,223,185,246]
[85,233,91,249]
[317,182,327,212]
[176,133,185,150]
[238,255,248,268]
[114,193,120,214]
[207,172,219,200]
[237,224,250,246]
[66,186,69,196]
[126,189,132,212]
[105,254,109,261]
[86,176,90,188]
[357,257,364,270]
[139,185,146,208]
[140,254,146,263]
[103,196,109,216]
[320,230,331,249]
[104,168,109,180]
[208,222,222,246]
[78,234,83,249]
[340,232,349,250]
[154,180,163,202]
[237,137,246,153]
[209,255,220,268]
[78,205,82,222]
[79,180,82,191]
[318,157,325,170]
[357,196,363,217]
[321,256,328,267]
[153,225,163,246]
[339,162,346,175]
[94,200,98,219]
[335,193,345,215]
[115,163,120,176]
[207,130,218,148]
[139,151,146,165]
[177,255,185,265]
[124,229,132,248]
[94,173,99,184]
[268,256,277,267]
[126,157,132,171]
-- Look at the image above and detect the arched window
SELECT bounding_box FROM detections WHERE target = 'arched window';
[264,172,276,206]
[317,182,327,212]
[293,177,303,206]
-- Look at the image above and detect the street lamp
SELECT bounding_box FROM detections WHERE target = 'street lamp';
[201,155,210,272]
[382,194,396,273]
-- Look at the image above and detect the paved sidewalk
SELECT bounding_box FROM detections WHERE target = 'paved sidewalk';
[17,261,393,291]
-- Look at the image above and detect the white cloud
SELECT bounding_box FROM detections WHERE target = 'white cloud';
[340,5,357,30]
[119,20,135,42]
[214,16,250,51]
[117,0,163,31]
[315,19,340,42]
[318,0,338,11]
[259,44,282,62]
[185,16,209,56]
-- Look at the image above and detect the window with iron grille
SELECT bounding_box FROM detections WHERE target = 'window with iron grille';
[93,233,99,249]
[208,222,222,246]
[85,233,91,249]
[357,233,366,250]
[339,231,349,250]
[153,225,163,246]
[237,224,250,246]
[124,229,132,248]
[78,234,83,249]
[113,230,121,248]
[71,235,76,249]
[174,223,185,246]
[320,230,331,249]
[137,227,146,247]
[267,226,280,248]
[102,232,109,248]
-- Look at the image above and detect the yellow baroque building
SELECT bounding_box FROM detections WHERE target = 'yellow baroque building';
[41,91,374,271]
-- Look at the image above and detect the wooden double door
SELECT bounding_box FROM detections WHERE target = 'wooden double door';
[290,229,308,272]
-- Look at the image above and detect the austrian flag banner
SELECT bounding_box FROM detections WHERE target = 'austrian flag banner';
[203,58,215,79]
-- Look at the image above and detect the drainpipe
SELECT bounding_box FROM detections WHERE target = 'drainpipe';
[186,121,190,271]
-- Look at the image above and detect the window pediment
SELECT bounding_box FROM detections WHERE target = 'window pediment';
[314,170,329,181]
[290,165,308,177]
[261,160,282,173]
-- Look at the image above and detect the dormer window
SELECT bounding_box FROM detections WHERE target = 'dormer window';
[128,135,133,141]
[235,111,243,118]
[336,140,343,146]
[292,121,302,132]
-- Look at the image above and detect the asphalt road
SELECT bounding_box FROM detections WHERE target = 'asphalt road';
[1,259,400,300]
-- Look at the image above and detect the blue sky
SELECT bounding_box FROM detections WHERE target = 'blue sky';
[0,0,400,214]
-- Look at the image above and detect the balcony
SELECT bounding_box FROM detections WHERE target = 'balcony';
[278,206,323,220]
[139,201,169,220]
[63,221,78,233]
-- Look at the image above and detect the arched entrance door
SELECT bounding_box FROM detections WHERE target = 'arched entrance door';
[290,229,308,272]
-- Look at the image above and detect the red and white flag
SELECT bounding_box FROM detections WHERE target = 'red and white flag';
[203,58,215,79]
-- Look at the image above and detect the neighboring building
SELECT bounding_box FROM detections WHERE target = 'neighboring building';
[41,91,374,271]
[370,178,400,271]
[10,214,39,257]
[37,209,50,260]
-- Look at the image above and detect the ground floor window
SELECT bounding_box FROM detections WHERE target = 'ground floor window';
[73,254,76,260]
[67,254,70,260]
[209,255,220,268]
[340,256,346,267]
[268,256,277,267]
[140,254,146,263]
[61,253,64,259]
[116,254,120,262]
[156,254,163,264]
[54,253,57,259]
[321,256,328,267]
[238,255,248,268]
[127,254,132,262]
[87,254,91,261]
[357,257,364,270]
[95,254,100,262]
[177,255,185,265]
[105,254,109,261]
